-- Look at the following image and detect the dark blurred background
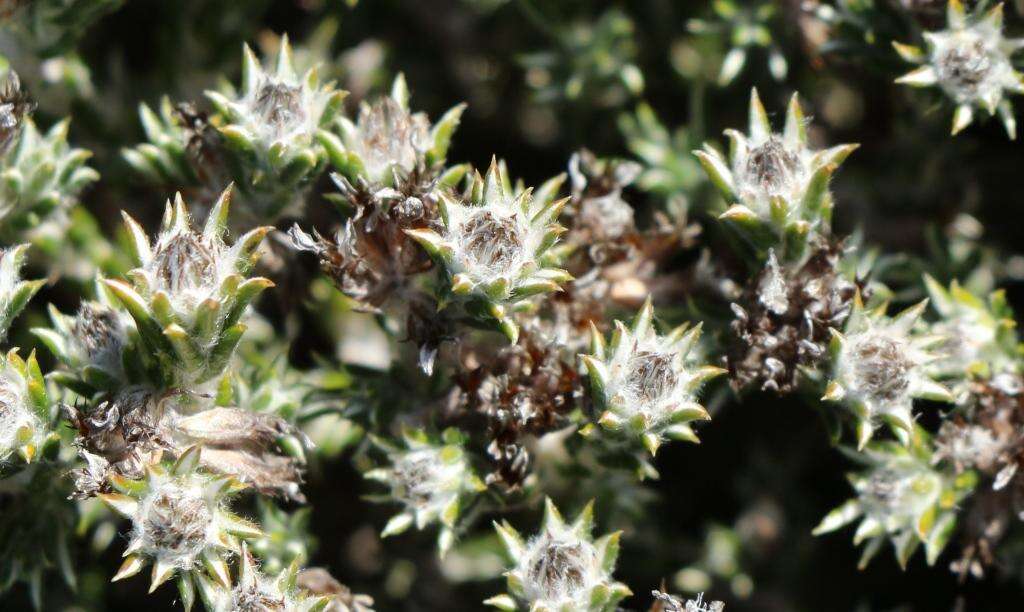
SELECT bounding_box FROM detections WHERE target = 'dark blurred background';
[7,0,1024,610]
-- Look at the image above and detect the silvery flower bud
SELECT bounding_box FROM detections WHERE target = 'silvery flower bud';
[487,498,631,612]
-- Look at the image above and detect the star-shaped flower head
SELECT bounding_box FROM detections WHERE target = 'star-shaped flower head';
[0,243,43,342]
[0,349,58,465]
[104,186,273,386]
[99,447,262,607]
[406,159,572,343]
[196,543,328,612]
[580,298,725,456]
[894,1,1024,138]
[694,89,857,259]
[206,37,346,221]
[0,117,98,242]
[321,73,466,189]
[365,427,486,557]
[923,275,1020,383]
[824,298,954,449]
[33,280,135,395]
[487,498,631,612]
[813,431,976,570]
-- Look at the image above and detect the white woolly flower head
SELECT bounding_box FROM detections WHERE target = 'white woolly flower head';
[923,275,1019,383]
[323,73,467,190]
[825,298,953,449]
[813,434,976,569]
[105,187,272,384]
[33,282,134,394]
[0,349,52,464]
[487,499,630,612]
[366,427,485,556]
[894,0,1024,138]
[581,298,725,455]
[694,89,857,256]
[197,543,327,612]
[406,159,572,343]
[99,447,262,597]
[207,36,344,151]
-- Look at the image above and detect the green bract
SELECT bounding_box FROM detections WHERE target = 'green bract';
[894,0,1024,138]
[122,97,203,190]
[0,349,58,466]
[487,499,631,612]
[694,89,857,260]
[813,431,976,570]
[824,298,953,449]
[321,73,466,189]
[365,427,485,557]
[32,281,136,396]
[0,244,43,341]
[405,159,571,342]
[104,187,272,386]
[923,274,1020,383]
[687,0,787,86]
[580,298,724,456]
[206,37,346,222]
[99,447,262,609]
[0,118,98,241]
[196,543,327,612]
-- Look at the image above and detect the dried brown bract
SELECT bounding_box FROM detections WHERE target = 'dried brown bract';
[728,240,867,393]
[447,330,580,488]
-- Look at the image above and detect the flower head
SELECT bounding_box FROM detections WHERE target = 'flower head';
[99,447,262,597]
[205,37,346,221]
[813,432,976,569]
[0,117,98,241]
[406,159,572,342]
[824,298,953,449]
[197,543,327,612]
[0,349,56,464]
[324,73,465,188]
[105,187,272,384]
[923,275,1019,384]
[581,298,725,455]
[34,287,134,394]
[694,89,857,258]
[487,499,630,612]
[366,427,486,556]
[894,1,1024,137]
